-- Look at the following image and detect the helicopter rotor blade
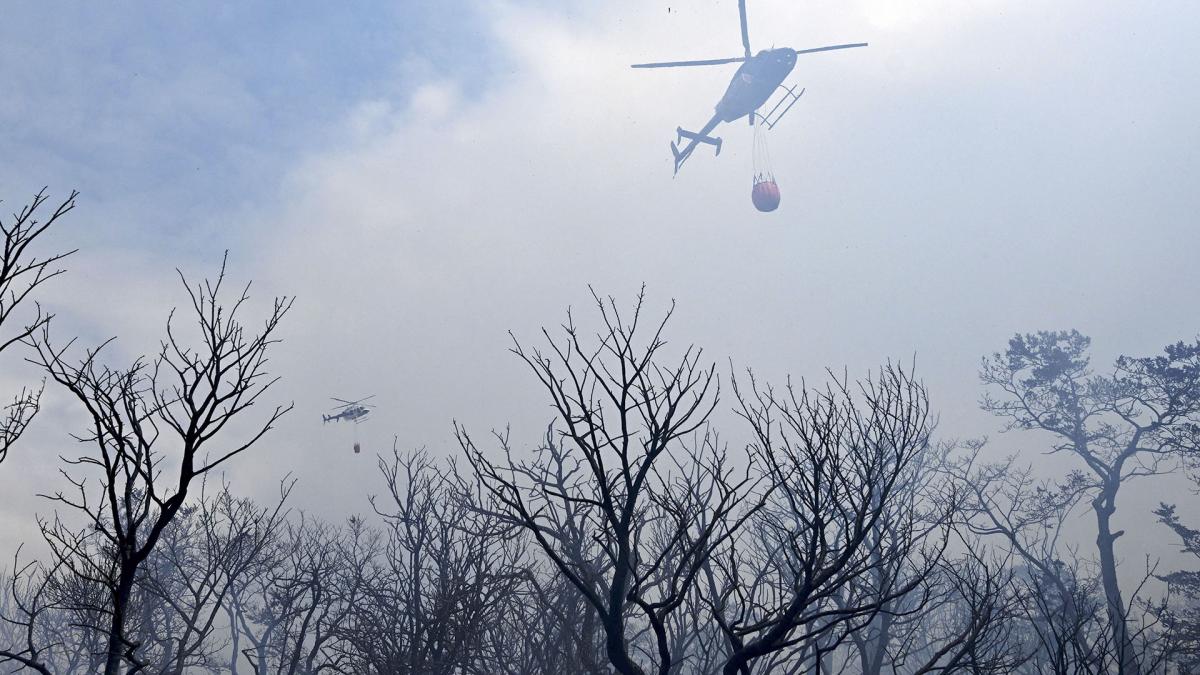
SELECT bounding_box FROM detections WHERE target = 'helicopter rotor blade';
[738,0,751,59]
[332,394,376,405]
[794,42,869,56]
[631,56,746,69]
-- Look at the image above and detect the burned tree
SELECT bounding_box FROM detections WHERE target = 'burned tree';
[711,364,950,674]
[130,480,293,674]
[0,189,75,467]
[0,552,67,675]
[491,566,609,675]
[328,447,530,674]
[229,514,375,674]
[461,290,759,675]
[981,331,1200,674]
[835,440,1027,675]
[13,257,292,675]
[892,548,1029,674]
[944,445,1115,673]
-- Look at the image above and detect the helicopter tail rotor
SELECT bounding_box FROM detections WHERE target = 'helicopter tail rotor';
[670,140,685,174]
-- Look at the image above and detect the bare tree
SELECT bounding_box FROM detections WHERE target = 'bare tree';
[0,551,61,674]
[832,437,1029,675]
[231,514,374,674]
[481,547,608,675]
[835,439,965,675]
[980,331,1200,674]
[1,547,112,674]
[1019,557,1114,674]
[896,548,1030,674]
[12,257,292,675]
[0,188,75,467]
[461,290,760,675]
[712,364,948,675]
[322,446,530,674]
[944,445,1118,674]
[127,479,293,674]
[518,577,607,673]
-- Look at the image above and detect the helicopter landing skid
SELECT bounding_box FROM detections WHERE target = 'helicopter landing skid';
[754,85,806,131]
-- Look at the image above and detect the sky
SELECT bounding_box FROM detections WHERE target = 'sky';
[1,0,1198,574]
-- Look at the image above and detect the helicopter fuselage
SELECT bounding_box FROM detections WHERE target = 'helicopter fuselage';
[668,47,800,173]
[324,406,369,423]
[715,48,798,122]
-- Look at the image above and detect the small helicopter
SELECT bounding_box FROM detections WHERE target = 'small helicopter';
[632,0,866,174]
[323,395,375,424]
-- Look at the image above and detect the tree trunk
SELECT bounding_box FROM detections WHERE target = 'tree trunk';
[1094,492,1139,675]
[228,608,240,675]
[860,613,890,675]
[604,614,647,675]
[104,567,137,675]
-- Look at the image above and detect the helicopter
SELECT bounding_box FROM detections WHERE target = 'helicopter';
[632,0,866,174]
[323,395,375,424]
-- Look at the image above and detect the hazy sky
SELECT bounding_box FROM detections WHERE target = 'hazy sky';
[1,0,1198,569]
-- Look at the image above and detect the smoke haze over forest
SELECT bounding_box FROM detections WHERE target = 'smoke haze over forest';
[1,1,1198,673]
